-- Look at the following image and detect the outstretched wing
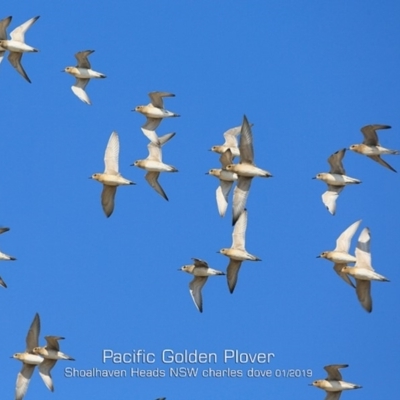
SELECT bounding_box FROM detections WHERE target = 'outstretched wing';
[10,16,40,42]
[145,172,168,201]
[101,185,117,217]
[327,149,346,175]
[71,78,90,104]
[8,52,31,83]
[75,50,94,68]
[360,124,391,146]
[148,91,175,108]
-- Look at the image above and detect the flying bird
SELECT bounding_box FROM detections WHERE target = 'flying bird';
[317,219,362,287]
[0,16,39,83]
[313,148,361,215]
[91,132,135,217]
[349,124,398,172]
[341,227,390,312]
[210,125,241,158]
[179,258,225,313]
[33,336,75,392]
[132,132,177,200]
[207,149,238,217]
[310,364,362,400]
[226,115,272,225]
[63,50,106,105]
[218,209,261,293]
[12,313,44,400]
[133,91,180,135]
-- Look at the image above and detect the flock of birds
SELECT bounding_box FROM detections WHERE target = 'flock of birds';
[183,116,394,400]
[183,117,395,316]
[314,124,398,214]
[0,13,397,400]
[90,91,180,217]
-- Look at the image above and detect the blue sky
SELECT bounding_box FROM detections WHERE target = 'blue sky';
[1,1,399,399]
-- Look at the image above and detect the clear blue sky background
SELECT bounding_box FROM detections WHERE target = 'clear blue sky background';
[1,1,399,399]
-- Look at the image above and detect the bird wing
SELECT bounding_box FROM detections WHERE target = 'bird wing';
[355,279,372,312]
[334,219,361,252]
[360,124,391,146]
[232,209,248,250]
[226,259,242,293]
[324,364,347,380]
[0,15,11,63]
[321,186,344,216]
[239,115,254,164]
[332,263,355,288]
[189,276,208,312]
[328,149,346,174]
[101,185,117,217]
[8,52,31,83]
[104,131,119,174]
[354,227,373,271]
[223,126,241,147]
[71,78,91,104]
[10,16,40,42]
[0,227,10,235]
[147,142,162,162]
[367,155,397,172]
[148,91,175,108]
[145,172,168,201]
[192,258,209,268]
[158,132,176,146]
[44,336,64,351]
[15,364,36,400]
[38,359,56,392]
[142,117,162,132]
[232,177,252,226]
[75,50,94,69]
[216,181,233,217]
[26,313,40,351]
[140,127,161,145]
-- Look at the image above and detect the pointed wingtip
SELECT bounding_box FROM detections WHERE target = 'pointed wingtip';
[232,214,239,226]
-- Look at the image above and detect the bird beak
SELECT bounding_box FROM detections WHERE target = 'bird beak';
[316,255,321,258]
